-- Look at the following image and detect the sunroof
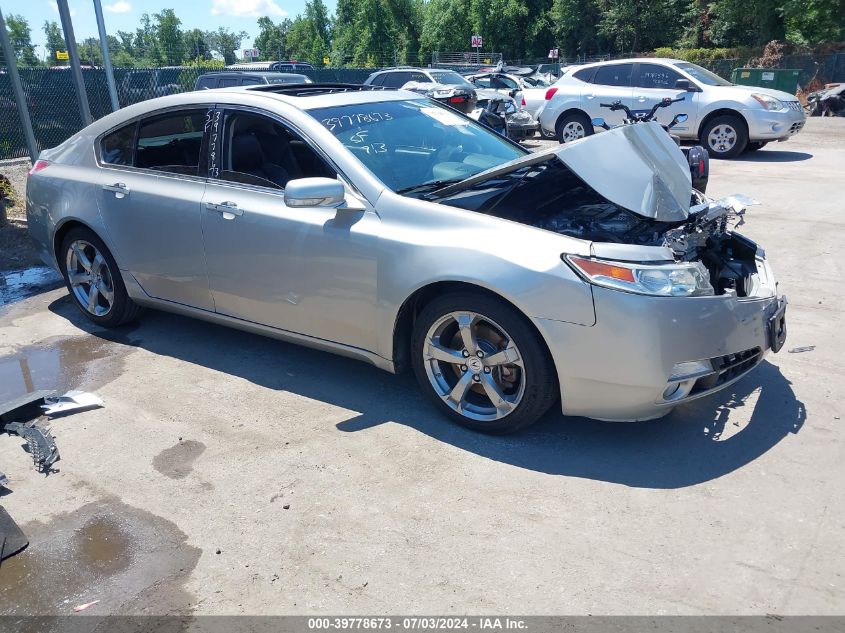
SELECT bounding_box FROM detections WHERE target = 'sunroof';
[247,83,387,97]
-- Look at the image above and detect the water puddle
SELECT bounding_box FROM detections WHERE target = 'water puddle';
[0,336,125,404]
[0,266,63,307]
[153,440,207,480]
[0,499,201,616]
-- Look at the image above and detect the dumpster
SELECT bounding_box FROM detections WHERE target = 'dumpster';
[731,68,801,94]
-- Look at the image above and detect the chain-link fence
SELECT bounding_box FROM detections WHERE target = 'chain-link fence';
[2,53,844,160]
[0,66,378,160]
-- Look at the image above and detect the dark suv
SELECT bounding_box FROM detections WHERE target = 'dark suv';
[194,72,312,90]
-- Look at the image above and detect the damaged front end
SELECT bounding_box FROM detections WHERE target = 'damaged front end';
[425,122,778,303]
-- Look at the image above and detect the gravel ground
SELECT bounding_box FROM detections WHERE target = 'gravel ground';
[0,158,40,272]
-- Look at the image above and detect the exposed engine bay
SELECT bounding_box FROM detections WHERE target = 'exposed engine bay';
[425,158,763,297]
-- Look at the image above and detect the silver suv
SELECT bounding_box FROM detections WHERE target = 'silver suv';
[537,58,806,157]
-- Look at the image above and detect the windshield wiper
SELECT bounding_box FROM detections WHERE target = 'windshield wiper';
[395,178,467,196]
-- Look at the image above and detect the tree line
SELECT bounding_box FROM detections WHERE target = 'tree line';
[2,0,843,69]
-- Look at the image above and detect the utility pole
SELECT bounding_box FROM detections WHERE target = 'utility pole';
[92,0,119,112]
[0,8,39,161]
[56,0,92,125]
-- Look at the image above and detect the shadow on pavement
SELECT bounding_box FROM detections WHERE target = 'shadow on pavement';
[49,295,806,490]
[734,149,813,162]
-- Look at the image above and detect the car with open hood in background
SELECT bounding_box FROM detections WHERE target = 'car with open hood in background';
[537,58,806,157]
[26,83,786,433]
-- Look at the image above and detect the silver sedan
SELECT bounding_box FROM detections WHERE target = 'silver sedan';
[26,85,787,433]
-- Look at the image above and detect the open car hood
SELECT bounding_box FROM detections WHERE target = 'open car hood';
[436,122,693,222]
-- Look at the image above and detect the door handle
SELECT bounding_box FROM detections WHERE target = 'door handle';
[205,201,243,217]
[102,182,129,196]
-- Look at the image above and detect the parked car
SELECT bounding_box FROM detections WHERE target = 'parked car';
[464,71,547,138]
[26,84,786,433]
[195,72,312,89]
[227,61,315,72]
[118,68,183,105]
[537,58,806,157]
[364,67,478,114]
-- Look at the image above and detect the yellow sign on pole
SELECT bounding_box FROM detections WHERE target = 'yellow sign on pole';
[323,56,330,65]
[56,51,69,60]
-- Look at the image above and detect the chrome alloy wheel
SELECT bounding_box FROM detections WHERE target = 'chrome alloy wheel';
[422,311,526,422]
[560,121,586,142]
[66,239,115,317]
[707,123,738,154]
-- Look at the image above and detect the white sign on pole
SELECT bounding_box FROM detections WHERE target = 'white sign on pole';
[471,35,483,48]
[243,48,260,59]
[548,48,559,59]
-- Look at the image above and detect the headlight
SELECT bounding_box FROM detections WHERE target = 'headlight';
[751,93,785,111]
[565,255,715,297]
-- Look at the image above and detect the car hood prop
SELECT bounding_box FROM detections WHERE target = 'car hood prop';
[435,122,693,223]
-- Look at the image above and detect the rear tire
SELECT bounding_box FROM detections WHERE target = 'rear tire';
[411,291,558,434]
[556,112,593,144]
[60,226,140,328]
[700,114,748,158]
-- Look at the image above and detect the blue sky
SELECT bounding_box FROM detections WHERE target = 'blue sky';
[3,0,337,54]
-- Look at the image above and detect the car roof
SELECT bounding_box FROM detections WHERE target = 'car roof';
[86,84,418,137]
[199,71,308,78]
[577,57,686,68]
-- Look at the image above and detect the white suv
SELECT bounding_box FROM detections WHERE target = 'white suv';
[537,58,806,158]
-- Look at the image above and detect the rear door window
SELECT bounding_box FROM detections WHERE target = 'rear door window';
[136,110,206,176]
[196,76,218,90]
[219,76,240,87]
[380,72,410,88]
[592,64,633,87]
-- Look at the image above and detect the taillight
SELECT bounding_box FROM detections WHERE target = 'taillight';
[521,96,526,106]
[27,159,50,177]
[698,159,705,176]
[449,96,465,103]
[544,87,558,100]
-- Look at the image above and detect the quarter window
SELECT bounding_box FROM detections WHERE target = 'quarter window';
[100,123,135,166]
[573,67,595,83]
[592,64,633,87]
[136,110,205,175]
[636,64,683,89]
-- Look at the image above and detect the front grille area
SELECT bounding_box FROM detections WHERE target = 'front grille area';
[787,100,803,113]
[690,347,763,395]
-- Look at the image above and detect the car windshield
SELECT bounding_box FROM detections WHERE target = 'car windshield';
[672,62,733,86]
[428,71,476,88]
[310,98,525,193]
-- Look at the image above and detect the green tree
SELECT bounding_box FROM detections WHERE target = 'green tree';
[2,14,39,66]
[285,0,333,65]
[207,27,248,65]
[77,36,103,65]
[419,0,472,62]
[133,14,158,64]
[549,0,606,57]
[782,0,845,45]
[183,28,211,61]
[153,8,184,65]
[597,0,689,53]
[43,20,66,66]
[255,16,292,60]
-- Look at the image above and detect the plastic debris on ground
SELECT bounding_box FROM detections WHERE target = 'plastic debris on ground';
[788,345,816,353]
[41,390,104,417]
[0,505,29,562]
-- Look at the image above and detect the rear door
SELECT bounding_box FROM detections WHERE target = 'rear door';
[94,107,213,310]
[582,62,635,126]
[632,62,699,134]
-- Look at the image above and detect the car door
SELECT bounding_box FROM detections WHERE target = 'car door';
[94,108,213,311]
[582,63,635,126]
[632,63,699,134]
[200,107,380,351]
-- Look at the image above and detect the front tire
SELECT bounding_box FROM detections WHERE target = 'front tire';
[411,292,558,434]
[60,226,140,327]
[701,114,748,158]
[556,112,593,144]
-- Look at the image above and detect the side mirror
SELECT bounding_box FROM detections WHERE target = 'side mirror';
[591,117,609,130]
[284,177,345,208]
[674,79,698,92]
[668,113,689,129]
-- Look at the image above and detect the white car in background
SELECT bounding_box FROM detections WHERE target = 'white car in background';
[537,58,806,157]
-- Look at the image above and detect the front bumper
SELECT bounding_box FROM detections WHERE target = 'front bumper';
[506,112,539,140]
[743,104,806,141]
[533,284,785,422]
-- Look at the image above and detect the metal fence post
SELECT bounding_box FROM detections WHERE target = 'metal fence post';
[93,0,119,112]
[0,8,39,162]
[57,0,92,125]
